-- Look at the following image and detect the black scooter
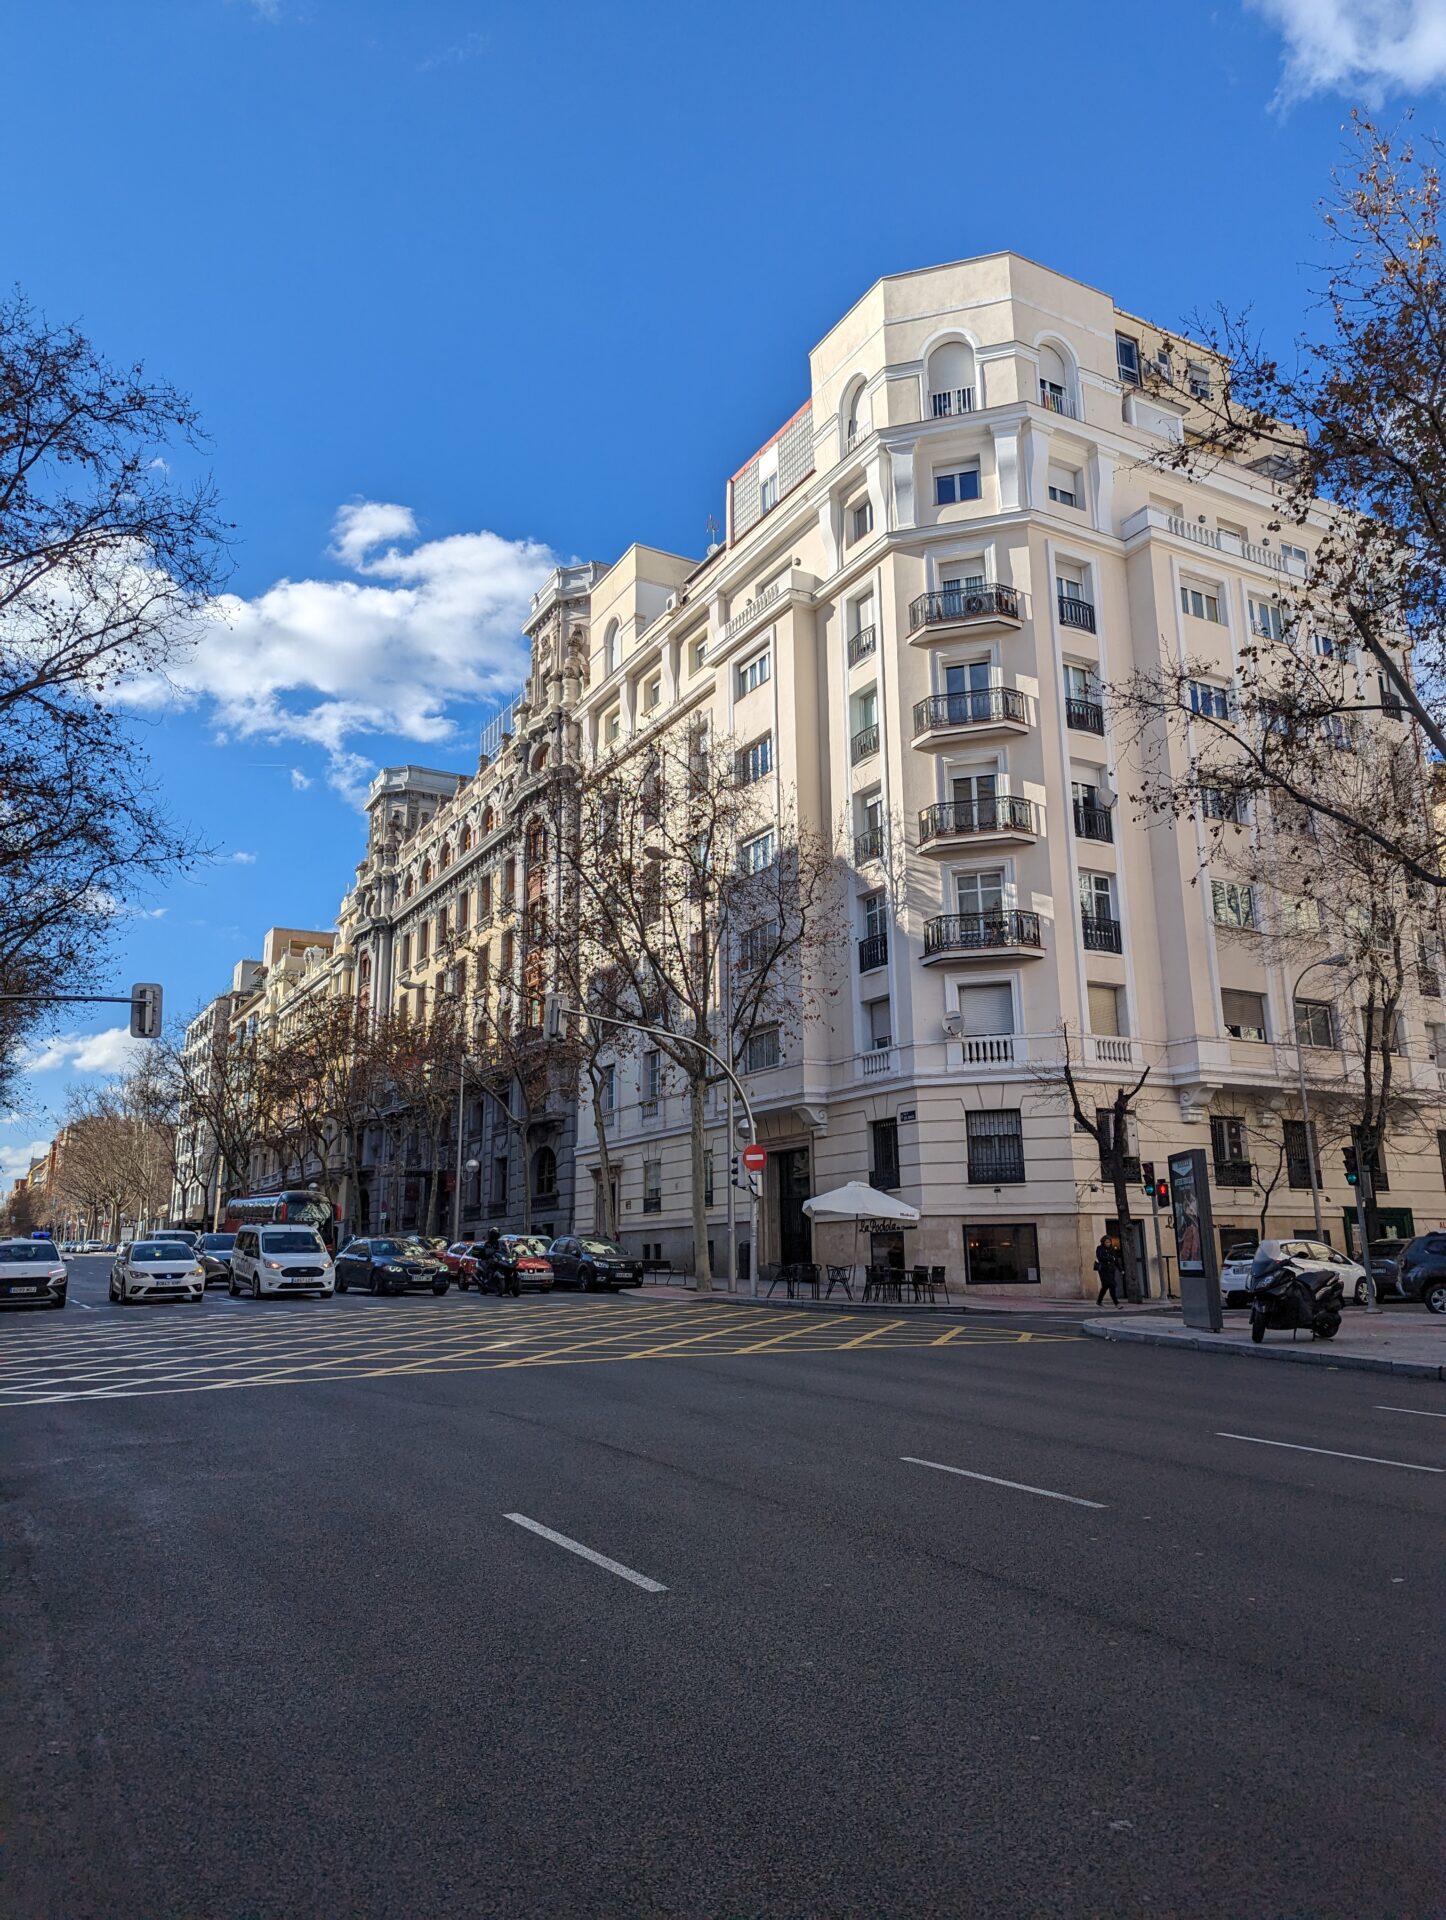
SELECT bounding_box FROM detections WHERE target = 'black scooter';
[1247,1256,1343,1343]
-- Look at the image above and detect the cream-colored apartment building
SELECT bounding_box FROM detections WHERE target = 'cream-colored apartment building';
[566,250,1446,1296]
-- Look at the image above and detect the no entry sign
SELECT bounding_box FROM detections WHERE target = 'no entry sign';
[741,1144,767,1174]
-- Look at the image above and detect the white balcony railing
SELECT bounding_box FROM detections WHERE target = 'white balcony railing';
[929,387,974,418]
[958,1033,1018,1067]
[1121,505,1308,580]
[860,1046,896,1078]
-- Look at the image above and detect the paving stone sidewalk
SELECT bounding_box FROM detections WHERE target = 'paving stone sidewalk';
[1084,1308,1446,1379]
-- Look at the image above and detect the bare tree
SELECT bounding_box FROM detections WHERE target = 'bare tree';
[1117,116,1446,885]
[1032,1028,1152,1302]
[557,728,840,1290]
[0,293,227,1092]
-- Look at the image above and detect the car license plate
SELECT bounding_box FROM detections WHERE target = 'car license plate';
[7,1284,39,1295]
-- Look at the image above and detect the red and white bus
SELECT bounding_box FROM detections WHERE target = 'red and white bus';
[221,1191,339,1247]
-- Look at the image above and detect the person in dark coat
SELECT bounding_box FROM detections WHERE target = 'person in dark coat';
[1094,1234,1123,1307]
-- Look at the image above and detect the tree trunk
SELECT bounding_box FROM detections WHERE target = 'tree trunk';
[590,1076,617,1239]
[690,1079,712,1292]
[1109,1160,1142,1302]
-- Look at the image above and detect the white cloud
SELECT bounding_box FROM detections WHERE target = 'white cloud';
[0,1138,51,1182]
[23,1027,142,1075]
[1251,0,1446,102]
[228,850,258,864]
[290,767,312,790]
[119,501,555,802]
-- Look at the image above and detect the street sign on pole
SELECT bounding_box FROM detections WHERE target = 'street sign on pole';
[741,1144,766,1174]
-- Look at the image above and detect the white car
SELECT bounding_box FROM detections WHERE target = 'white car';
[1221,1238,1367,1307]
[0,1239,68,1309]
[228,1225,334,1300]
[110,1240,205,1305]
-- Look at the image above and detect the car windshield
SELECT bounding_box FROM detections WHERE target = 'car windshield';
[369,1240,408,1258]
[0,1242,58,1264]
[260,1231,325,1254]
[202,1234,236,1251]
[579,1239,627,1257]
[132,1243,191,1263]
[512,1237,552,1255]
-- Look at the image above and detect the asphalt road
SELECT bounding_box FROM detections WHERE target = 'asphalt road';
[1,1257,1441,1920]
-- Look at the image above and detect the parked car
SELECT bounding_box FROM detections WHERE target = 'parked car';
[333,1237,449,1296]
[545,1236,643,1292]
[110,1240,204,1305]
[197,1232,238,1288]
[1364,1239,1407,1301]
[1219,1254,1258,1307]
[150,1229,202,1257]
[0,1239,68,1310]
[442,1240,479,1284]
[229,1226,335,1300]
[1223,1238,1366,1308]
[1393,1235,1446,1313]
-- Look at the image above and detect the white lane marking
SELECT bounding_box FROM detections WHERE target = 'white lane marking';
[901,1456,1107,1509]
[74,1301,92,1311]
[1374,1404,1446,1420]
[1215,1432,1443,1474]
[503,1513,668,1592]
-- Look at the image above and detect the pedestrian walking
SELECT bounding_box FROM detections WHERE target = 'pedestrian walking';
[1094,1234,1123,1308]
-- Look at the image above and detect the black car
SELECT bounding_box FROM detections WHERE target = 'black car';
[545,1236,643,1292]
[1393,1235,1446,1314]
[333,1237,450,1296]
[197,1231,238,1288]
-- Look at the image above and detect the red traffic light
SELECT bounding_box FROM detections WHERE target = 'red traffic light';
[1154,1178,1170,1208]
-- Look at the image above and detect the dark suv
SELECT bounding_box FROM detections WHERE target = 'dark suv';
[1394,1236,1446,1314]
[545,1236,643,1292]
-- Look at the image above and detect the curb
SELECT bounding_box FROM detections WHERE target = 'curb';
[1082,1318,1446,1380]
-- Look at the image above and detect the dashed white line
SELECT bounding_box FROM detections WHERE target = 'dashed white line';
[1215,1432,1443,1474]
[901,1456,1107,1509]
[503,1514,668,1592]
[1374,1404,1446,1420]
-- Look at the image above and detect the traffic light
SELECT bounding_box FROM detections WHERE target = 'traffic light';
[129,983,163,1040]
[1140,1160,1155,1195]
[1343,1145,1359,1186]
[1154,1177,1170,1209]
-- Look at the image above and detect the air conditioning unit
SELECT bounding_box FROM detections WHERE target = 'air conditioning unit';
[664,592,678,613]
[942,1011,963,1038]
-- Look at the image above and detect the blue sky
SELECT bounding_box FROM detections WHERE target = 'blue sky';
[5,0,1445,1179]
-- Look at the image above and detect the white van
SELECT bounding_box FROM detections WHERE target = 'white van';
[229,1226,335,1299]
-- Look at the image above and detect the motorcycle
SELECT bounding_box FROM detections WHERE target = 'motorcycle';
[1247,1254,1343,1343]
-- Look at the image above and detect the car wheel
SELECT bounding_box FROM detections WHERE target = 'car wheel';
[1354,1279,1369,1305]
[432,1280,449,1295]
[109,1276,117,1302]
[1425,1280,1446,1315]
[253,1274,263,1299]
[228,1273,239,1297]
[579,1268,594,1293]
[49,1294,66,1310]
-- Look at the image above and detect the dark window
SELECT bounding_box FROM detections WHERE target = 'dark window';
[1284,1119,1319,1190]
[964,1222,1040,1285]
[966,1109,1025,1184]
[870,1118,900,1190]
[934,468,982,506]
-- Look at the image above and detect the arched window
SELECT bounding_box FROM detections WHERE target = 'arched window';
[531,744,549,775]
[526,820,546,867]
[439,842,452,870]
[926,340,976,418]
[403,874,415,900]
[843,378,870,450]
[481,804,496,836]
[1037,341,1074,416]
[533,1146,557,1197]
[421,858,433,884]
[602,618,619,677]
[459,824,473,853]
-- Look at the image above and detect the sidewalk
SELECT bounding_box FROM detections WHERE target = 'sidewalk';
[1083,1308,1446,1380]
[628,1279,1163,1317]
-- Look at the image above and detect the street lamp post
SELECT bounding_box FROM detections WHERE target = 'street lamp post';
[1289,951,1352,1250]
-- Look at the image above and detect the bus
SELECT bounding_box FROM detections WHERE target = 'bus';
[221,1191,339,1248]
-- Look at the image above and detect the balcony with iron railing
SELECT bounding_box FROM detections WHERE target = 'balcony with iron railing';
[908,584,1022,638]
[1037,385,1078,418]
[1073,803,1114,843]
[847,625,877,667]
[929,386,974,418]
[1066,696,1105,735]
[912,686,1029,746]
[850,722,880,765]
[1080,912,1123,953]
[1213,1160,1254,1189]
[858,931,888,973]
[854,826,885,865]
[1286,1155,1322,1190]
[923,910,1043,960]
[917,795,1036,850]
[1057,594,1096,632]
[966,1145,1027,1185]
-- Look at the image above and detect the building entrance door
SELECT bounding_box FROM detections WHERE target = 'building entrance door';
[776,1148,813,1265]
